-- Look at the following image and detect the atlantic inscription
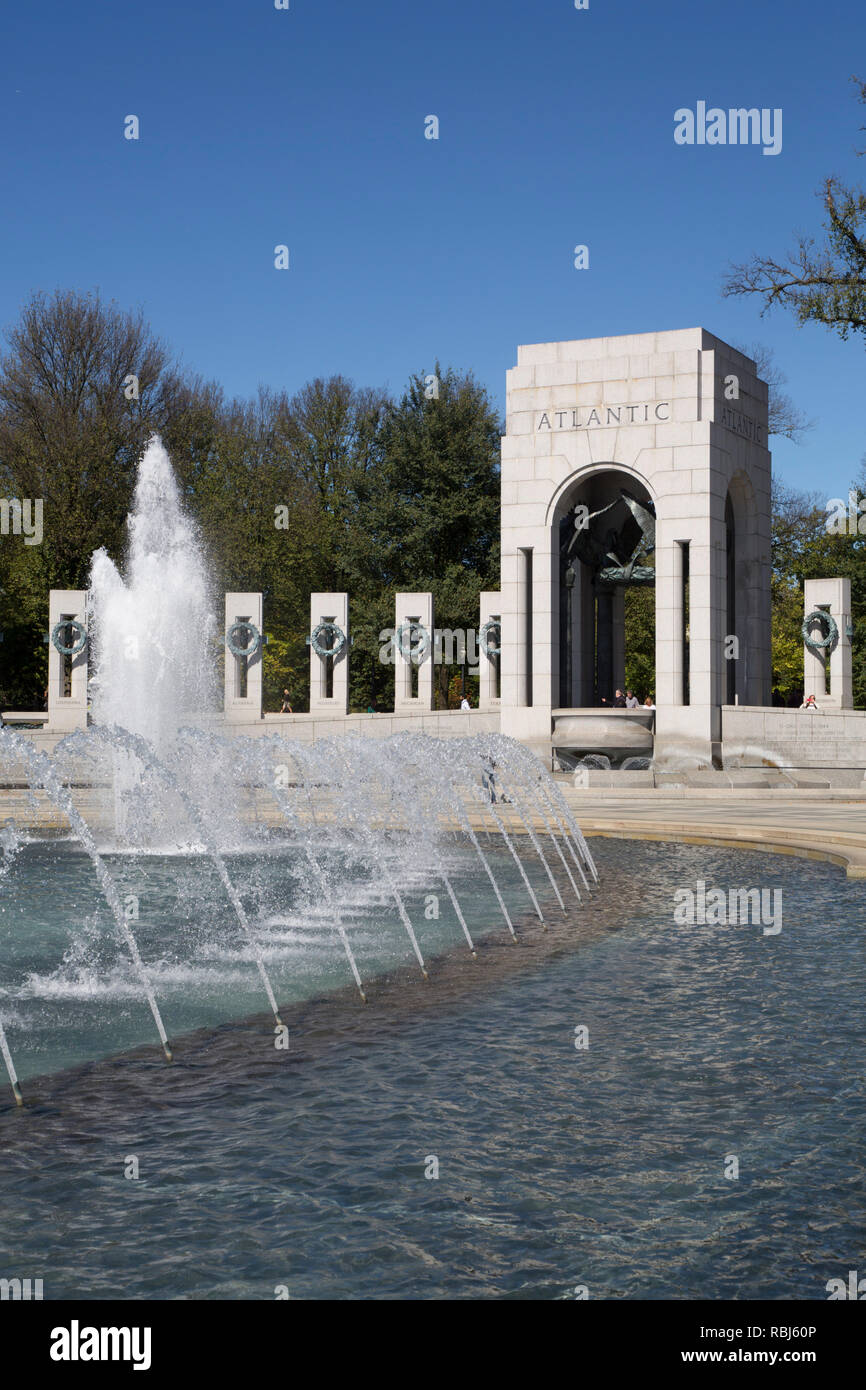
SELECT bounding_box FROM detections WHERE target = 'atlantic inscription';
[536,402,671,432]
[718,405,765,445]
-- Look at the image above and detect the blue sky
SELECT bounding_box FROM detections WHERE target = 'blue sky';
[1,0,864,495]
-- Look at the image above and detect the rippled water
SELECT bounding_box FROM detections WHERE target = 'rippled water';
[1,839,864,1300]
[0,835,554,1080]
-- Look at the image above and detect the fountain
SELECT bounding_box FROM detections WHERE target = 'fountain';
[0,437,596,1106]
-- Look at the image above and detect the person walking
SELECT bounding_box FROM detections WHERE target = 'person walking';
[625,689,639,709]
[460,696,471,711]
[280,689,293,714]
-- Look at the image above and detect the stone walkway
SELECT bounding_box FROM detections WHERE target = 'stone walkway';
[563,788,866,878]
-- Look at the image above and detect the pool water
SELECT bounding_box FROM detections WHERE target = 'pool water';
[1,839,864,1300]
[0,834,547,1081]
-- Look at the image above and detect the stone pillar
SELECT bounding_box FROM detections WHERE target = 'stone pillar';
[479,591,501,710]
[656,535,684,711]
[308,592,350,714]
[224,593,263,722]
[47,590,88,731]
[559,564,581,707]
[804,578,852,709]
[516,548,533,709]
[654,513,725,767]
[689,517,726,717]
[394,592,434,712]
[596,590,613,702]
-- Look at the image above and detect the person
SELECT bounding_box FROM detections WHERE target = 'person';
[460,696,471,711]
[481,754,497,803]
[366,703,376,714]
[800,694,820,711]
[613,689,627,707]
[625,688,639,709]
[644,695,655,710]
[280,689,293,713]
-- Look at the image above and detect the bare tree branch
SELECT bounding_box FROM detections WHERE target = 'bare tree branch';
[722,83,866,343]
[735,342,814,443]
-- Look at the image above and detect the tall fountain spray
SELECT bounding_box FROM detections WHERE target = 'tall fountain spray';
[89,435,218,755]
[85,435,223,846]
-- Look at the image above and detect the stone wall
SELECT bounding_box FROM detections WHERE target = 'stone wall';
[722,705,866,771]
[1,707,502,768]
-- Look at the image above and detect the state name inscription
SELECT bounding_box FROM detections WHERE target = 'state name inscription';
[535,402,671,431]
[718,405,765,445]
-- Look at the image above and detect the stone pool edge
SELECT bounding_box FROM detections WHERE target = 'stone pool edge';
[564,789,866,879]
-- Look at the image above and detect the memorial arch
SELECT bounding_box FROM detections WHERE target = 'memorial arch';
[498,328,772,766]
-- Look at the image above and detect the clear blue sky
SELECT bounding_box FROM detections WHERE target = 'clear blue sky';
[2,0,864,495]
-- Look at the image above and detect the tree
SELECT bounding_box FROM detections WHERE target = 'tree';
[365,364,502,708]
[0,289,210,709]
[192,387,325,713]
[723,79,866,343]
[0,289,202,587]
[734,342,813,442]
[274,375,390,588]
[259,377,391,710]
[624,581,655,701]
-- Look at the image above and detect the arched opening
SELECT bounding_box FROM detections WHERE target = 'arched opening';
[555,468,656,708]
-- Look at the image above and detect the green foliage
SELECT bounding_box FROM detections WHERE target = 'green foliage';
[624,582,655,700]
[771,580,806,699]
[343,363,502,711]
[262,636,307,713]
